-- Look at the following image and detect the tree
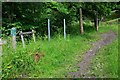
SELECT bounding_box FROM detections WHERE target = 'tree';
[2,2,118,37]
[79,8,84,34]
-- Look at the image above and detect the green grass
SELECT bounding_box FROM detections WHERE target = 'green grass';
[2,34,93,78]
[85,23,118,78]
[2,22,118,78]
[99,22,118,33]
[105,18,120,24]
[87,39,118,78]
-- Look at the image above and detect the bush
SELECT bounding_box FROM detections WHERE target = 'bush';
[2,46,35,78]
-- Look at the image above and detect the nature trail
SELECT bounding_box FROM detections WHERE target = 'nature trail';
[67,31,116,78]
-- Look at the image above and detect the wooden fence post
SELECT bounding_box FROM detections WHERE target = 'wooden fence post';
[32,30,36,43]
[95,13,98,31]
[0,30,2,56]
[64,19,66,39]
[80,8,84,34]
[11,27,16,50]
[0,39,2,56]
[0,38,1,80]
[48,19,50,41]
[20,31,25,48]
[94,11,99,31]
[0,39,6,55]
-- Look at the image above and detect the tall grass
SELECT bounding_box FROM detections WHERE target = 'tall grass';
[2,22,118,78]
[2,34,94,78]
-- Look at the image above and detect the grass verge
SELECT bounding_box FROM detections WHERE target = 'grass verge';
[87,38,118,78]
[2,22,118,78]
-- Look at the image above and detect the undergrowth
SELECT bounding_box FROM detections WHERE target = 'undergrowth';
[2,22,118,78]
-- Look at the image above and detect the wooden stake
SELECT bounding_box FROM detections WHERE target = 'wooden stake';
[32,30,36,43]
[12,36,16,50]
[0,38,1,80]
[0,39,6,55]
[0,39,2,56]
[80,8,84,34]
[94,12,98,31]
[11,28,16,50]
[20,31,25,48]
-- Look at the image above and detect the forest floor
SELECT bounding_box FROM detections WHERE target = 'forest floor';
[67,31,117,78]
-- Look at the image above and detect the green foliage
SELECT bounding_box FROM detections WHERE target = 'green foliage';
[1,2,119,78]
[2,49,34,78]
[2,34,92,78]
[2,21,118,78]
[2,2,119,37]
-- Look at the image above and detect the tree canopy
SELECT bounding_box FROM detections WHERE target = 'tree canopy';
[2,2,119,37]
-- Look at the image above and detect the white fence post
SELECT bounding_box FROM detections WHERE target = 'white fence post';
[20,31,25,48]
[64,19,66,39]
[32,30,36,43]
[48,19,50,41]
[11,27,16,50]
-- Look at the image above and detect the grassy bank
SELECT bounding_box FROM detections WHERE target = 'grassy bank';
[87,38,118,78]
[2,34,94,78]
[86,23,118,78]
[2,22,118,78]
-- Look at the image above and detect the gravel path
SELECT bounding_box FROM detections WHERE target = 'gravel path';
[67,31,117,78]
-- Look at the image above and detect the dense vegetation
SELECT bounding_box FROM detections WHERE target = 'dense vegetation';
[1,2,119,79]
[2,22,118,78]
[1,2,119,37]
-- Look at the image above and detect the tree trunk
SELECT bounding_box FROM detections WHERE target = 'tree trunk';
[79,8,84,34]
[94,13,98,31]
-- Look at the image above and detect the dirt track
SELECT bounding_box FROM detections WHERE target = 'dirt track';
[67,31,116,78]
